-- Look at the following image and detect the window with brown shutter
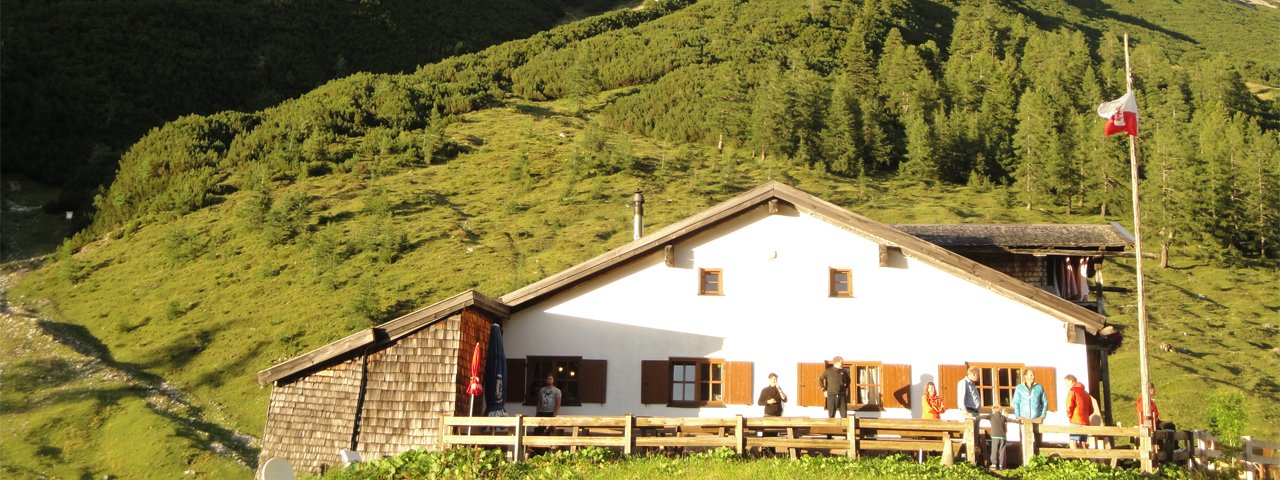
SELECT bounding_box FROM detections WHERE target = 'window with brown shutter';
[506,358,527,403]
[640,360,670,405]
[699,268,723,295]
[937,364,968,410]
[524,356,584,406]
[829,268,852,297]
[1027,366,1057,411]
[797,363,826,407]
[579,359,607,404]
[882,364,912,409]
[723,361,753,405]
[669,358,725,406]
[847,361,882,409]
[970,363,1023,409]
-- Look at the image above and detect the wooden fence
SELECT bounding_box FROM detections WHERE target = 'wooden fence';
[1243,436,1280,480]
[438,415,1226,469]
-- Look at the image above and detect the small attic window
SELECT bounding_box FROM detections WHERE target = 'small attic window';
[830,268,852,297]
[699,268,722,295]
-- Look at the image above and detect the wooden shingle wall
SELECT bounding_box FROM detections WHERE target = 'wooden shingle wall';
[260,356,363,475]
[357,314,466,460]
[964,253,1048,287]
[456,307,493,415]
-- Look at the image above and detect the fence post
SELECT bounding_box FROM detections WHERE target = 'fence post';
[513,415,526,462]
[847,416,859,459]
[735,415,746,455]
[962,416,977,465]
[438,416,449,452]
[1020,421,1036,465]
[624,414,634,457]
[1138,425,1154,474]
[1242,436,1255,480]
[941,429,954,466]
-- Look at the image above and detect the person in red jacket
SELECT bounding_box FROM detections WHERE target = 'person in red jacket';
[922,382,945,419]
[1137,384,1175,430]
[1065,374,1093,449]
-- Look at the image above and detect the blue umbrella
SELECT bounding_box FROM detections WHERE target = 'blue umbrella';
[484,323,507,415]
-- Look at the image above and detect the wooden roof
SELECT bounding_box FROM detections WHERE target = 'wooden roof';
[257,290,508,385]
[499,181,1108,333]
[893,223,1134,249]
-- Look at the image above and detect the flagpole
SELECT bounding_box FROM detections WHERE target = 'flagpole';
[1123,32,1155,473]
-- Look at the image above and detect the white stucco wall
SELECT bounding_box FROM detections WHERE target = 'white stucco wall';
[502,204,1090,429]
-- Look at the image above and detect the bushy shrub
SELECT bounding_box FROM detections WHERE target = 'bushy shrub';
[1207,390,1248,446]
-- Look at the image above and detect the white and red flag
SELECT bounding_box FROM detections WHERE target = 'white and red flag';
[1097,90,1139,137]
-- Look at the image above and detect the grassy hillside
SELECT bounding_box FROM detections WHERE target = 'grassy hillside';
[2,0,1278,477]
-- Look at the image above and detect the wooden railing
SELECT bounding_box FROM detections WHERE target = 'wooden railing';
[1243,436,1280,480]
[440,414,1229,472]
[439,415,974,463]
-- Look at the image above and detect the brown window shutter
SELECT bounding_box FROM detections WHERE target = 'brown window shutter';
[579,359,607,404]
[641,360,670,405]
[507,358,527,403]
[938,365,967,410]
[1029,366,1057,411]
[797,363,826,407]
[724,361,753,405]
[882,364,912,409]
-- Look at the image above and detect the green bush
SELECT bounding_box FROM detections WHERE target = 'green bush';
[1206,390,1248,446]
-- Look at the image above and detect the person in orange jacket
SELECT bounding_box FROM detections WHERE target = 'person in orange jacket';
[1065,374,1093,449]
[922,382,945,419]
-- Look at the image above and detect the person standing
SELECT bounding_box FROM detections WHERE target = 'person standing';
[989,405,1011,470]
[1136,384,1175,430]
[757,372,788,417]
[1012,369,1047,422]
[922,382,945,419]
[818,356,850,418]
[958,366,982,417]
[1065,374,1093,449]
[536,374,562,434]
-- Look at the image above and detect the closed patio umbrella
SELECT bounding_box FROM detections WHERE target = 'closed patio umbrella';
[465,342,483,434]
[484,323,507,416]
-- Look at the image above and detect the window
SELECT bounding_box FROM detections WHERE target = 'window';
[829,268,852,297]
[671,359,724,405]
[971,363,1022,409]
[800,362,911,409]
[525,356,582,406]
[850,362,882,406]
[699,268,723,295]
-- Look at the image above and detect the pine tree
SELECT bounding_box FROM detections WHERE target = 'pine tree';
[899,111,939,182]
[822,78,864,178]
[749,66,793,160]
[1013,87,1058,210]
[1143,92,1199,268]
[1240,128,1280,258]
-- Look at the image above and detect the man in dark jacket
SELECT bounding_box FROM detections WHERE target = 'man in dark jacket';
[818,356,850,418]
[757,372,787,416]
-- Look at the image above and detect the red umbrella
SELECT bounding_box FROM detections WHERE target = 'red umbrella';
[466,342,483,397]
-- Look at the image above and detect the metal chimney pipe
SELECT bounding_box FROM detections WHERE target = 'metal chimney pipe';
[631,191,645,241]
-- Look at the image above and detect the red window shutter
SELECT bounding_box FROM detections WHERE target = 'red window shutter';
[724,361,753,405]
[797,363,826,407]
[1029,366,1057,411]
[507,358,527,403]
[938,365,967,410]
[641,360,670,405]
[579,359,607,404]
[882,364,912,409]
